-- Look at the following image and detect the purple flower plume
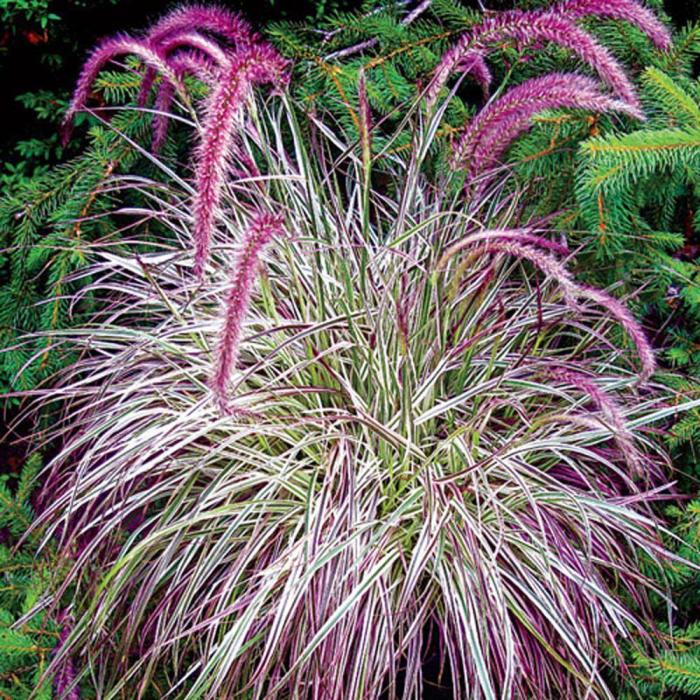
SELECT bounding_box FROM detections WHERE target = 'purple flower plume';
[63,5,257,139]
[169,50,217,83]
[579,283,657,382]
[453,73,641,179]
[192,43,288,279]
[140,30,231,114]
[147,50,218,149]
[151,81,177,153]
[61,35,182,145]
[146,4,257,47]
[454,49,493,99]
[429,10,641,112]
[440,238,656,380]
[62,6,288,280]
[149,33,229,151]
[427,0,669,112]
[138,4,257,106]
[554,0,672,51]
[160,30,231,68]
[212,212,284,411]
[549,368,645,476]
[440,228,570,261]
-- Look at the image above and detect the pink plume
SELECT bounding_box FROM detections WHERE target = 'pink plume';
[428,9,643,113]
[453,73,642,178]
[147,4,257,47]
[140,6,255,111]
[212,212,284,411]
[554,0,672,51]
[192,43,288,279]
[549,368,646,476]
[62,35,181,145]
[442,239,656,380]
[160,30,231,69]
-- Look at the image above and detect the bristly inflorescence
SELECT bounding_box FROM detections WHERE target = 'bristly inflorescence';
[426,0,671,188]
[452,73,641,183]
[62,4,289,281]
[212,211,285,412]
[191,42,287,279]
[438,232,656,381]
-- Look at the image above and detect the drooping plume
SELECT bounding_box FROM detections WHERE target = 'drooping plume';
[212,212,284,411]
[63,6,257,141]
[160,31,231,68]
[60,7,288,280]
[148,50,218,150]
[549,368,646,476]
[438,228,570,262]
[137,4,257,106]
[191,43,288,279]
[146,4,257,47]
[454,49,493,99]
[150,33,229,151]
[61,35,182,144]
[452,73,642,179]
[439,238,655,380]
[428,10,641,112]
[554,0,672,51]
[151,81,177,153]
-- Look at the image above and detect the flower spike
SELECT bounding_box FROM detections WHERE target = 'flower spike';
[549,368,646,476]
[429,10,641,112]
[212,212,284,411]
[439,238,656,380]
[138,4,258,106]
[61,35,183,145]
[554,0,672,51]
[146,4,257,47]
[191,43,288,279]
[452,73,643,180]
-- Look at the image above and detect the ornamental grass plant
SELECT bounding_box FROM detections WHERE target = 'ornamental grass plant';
[13,2,699,698]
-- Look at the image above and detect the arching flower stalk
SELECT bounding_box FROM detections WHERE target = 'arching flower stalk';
[430,14,617,109]
[438,237,656,380]
[60,6,288,280]
[549,368,647,477]
[428,0,669,109]
[62,4,258,140]
[424,1,670,191]
[452,73,641,179]
[191,43,288,279]
[146,3,257,48]
[149,32,230,151]
[212,212,284,412]
[138,4,258,106]
[554,0,672,50]
[61,35,184,144]
[455,49,492,99]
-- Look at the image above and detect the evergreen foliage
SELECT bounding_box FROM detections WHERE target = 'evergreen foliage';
[615,500,700,698]
[0,71,181,395]
[0,453,64,700]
